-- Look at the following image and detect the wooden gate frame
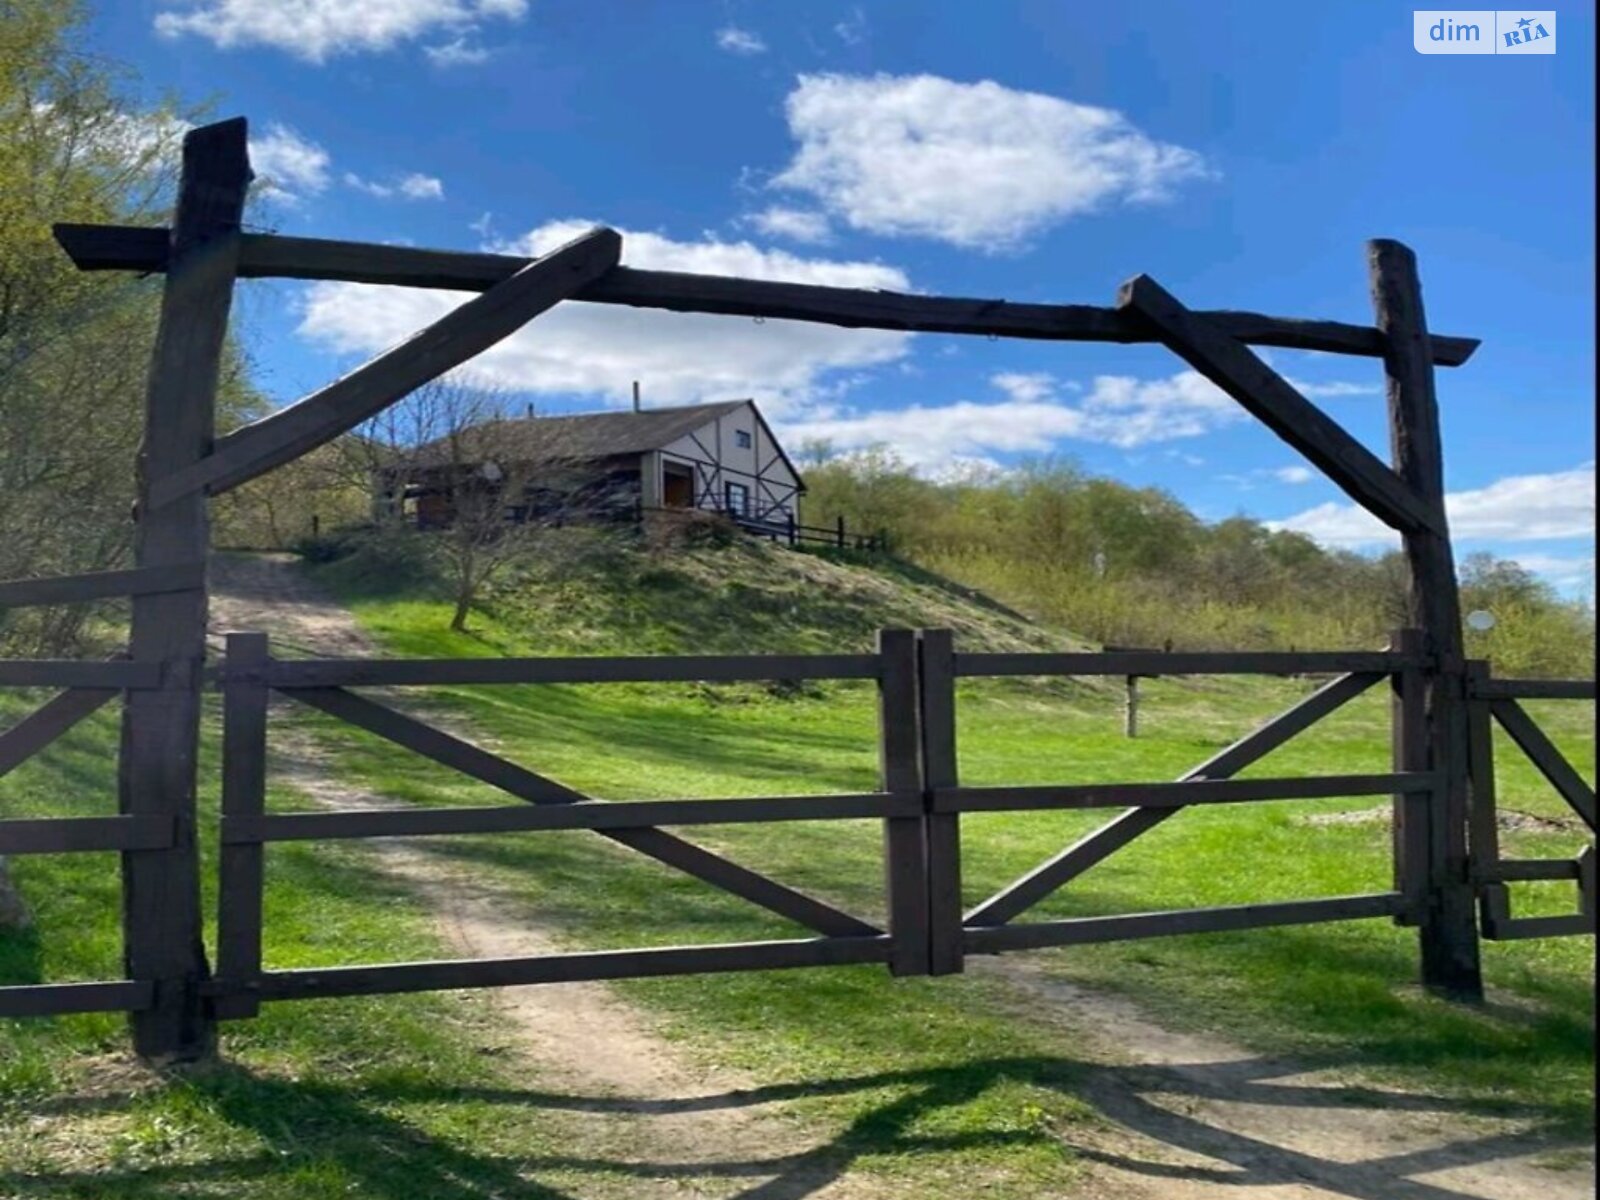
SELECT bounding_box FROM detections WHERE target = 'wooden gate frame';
[1,111,1583,1058]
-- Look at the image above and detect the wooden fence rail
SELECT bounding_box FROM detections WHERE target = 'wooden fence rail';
[1,632,1592,1029]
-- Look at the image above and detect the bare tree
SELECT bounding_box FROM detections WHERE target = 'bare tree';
[350,380,619,632]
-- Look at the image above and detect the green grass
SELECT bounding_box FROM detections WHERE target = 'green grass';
[1,539,1592,1196]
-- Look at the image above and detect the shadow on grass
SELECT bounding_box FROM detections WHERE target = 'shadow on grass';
[5,1051,1588,1200]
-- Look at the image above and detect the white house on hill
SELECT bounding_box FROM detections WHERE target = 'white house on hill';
[376,399,806,530]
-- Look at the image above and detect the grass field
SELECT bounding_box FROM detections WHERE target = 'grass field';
[0,542,1592,1197]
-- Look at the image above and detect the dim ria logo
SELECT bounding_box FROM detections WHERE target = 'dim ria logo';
[1414,10,1556,53]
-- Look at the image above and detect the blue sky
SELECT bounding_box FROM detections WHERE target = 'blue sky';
[96,1,1595,593]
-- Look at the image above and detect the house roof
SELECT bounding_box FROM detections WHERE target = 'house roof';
[402,400,804,490]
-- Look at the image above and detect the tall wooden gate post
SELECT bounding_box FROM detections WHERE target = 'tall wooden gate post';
[877,629,930,975]
[1370,240,1484,1000]
[121,119,252,1059]
[917,629,963,974]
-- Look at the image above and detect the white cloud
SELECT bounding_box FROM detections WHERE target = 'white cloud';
[1290,379,1381,398]
[345,171,446,200]
[154,0,526,63]
[834,8,868,45]
[745,206,833,244]
[715,26,767,55]
[1274,465,1315,484]
[1504,553,1595,593]
[251,124,330,202]
[1268,463,1597,547]
[781,369,1242,474]
[426,36,491,65]
[771,73,1212,250]
[297,220,911,410]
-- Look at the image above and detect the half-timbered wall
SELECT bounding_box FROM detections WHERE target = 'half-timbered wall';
[652,402,801,524]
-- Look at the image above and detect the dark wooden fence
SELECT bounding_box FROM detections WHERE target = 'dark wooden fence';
[6,625,1589,1025]
[641,503,885,551]
[3,114,1588,1059]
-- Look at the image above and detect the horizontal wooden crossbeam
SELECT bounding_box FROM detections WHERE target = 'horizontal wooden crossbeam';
[224,793,912,842]
[282,686,880,938]
[146,227,622,508]
[253,652,881,688]
[1468,678,1596,701]
[0,661,161,689]
[964,893,1408,952]
[955,650,1410,678]
[965,670,1387,927]
[936,772,1433,814]
[0,563,204,609]
[211,935,892,1002]
[0,815,176,855]
[1119,275,1443,537]
[53,223,1482,366]
[0,980,154,1018]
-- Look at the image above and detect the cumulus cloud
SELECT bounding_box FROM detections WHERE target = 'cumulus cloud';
[778,369,1243,474]
[1268,463,1597,547]
[296,220,911,410]
[715,26,767,55]
[344,171,445,200]
[250,124,330,202]
[770,73,1212,249]
[744,206,833,244]
[154,0,526,63]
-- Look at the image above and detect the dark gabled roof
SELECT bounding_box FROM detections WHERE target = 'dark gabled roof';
[407,400,754,468]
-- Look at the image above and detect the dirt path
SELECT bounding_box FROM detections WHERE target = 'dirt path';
[207,553,1595,1200]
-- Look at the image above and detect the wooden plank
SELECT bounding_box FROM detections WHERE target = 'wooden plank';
[148,227,622,508]
[0,687,117,778]
[53,223,1483,366]
[1482,913,1593,941]
[215,633,268,1019]
[1476,859,1583,883]
[1464,662,1504,907]
[1470,678,1596,701]
[918,629,963,976]
[1391,630,1431,924]
[285,687,879,937]
[0,980,154,1018]
[119,117,251,1062]
[964,671,1386,926]
[965,893,1407,953]
[0,816,175,855]
[1119,274,1440,537]
[225,793,908,842]
[937,772,1431,814]
[0,661,160,689]
[954,650,1407,678]
[878,629,930,976]
[222,935,893,1001]
[1490,699,1597,830]
[1371,238,1483,999]
[0,563,205,609]
[261,652,880,688]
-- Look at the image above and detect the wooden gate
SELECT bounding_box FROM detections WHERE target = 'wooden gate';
[205,629,935,1016]
[0,113,1592,1059]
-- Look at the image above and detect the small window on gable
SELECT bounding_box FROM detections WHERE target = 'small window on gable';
[735,429,752,449]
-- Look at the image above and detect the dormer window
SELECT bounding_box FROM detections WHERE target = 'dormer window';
[735,429,752,449]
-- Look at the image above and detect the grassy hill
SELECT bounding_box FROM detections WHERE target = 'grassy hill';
[317,525,1095,659]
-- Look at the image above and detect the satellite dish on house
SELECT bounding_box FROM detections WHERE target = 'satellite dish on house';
[480,461,503,483]
[1466,610,1496,632]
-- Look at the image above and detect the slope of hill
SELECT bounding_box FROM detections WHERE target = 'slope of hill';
[315,526,1097,659]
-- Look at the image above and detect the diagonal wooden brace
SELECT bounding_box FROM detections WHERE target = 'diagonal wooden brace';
[966,670,1386,927]
[147,226,622,508]
[282,686,880,938]
[1118,274,1443,538]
